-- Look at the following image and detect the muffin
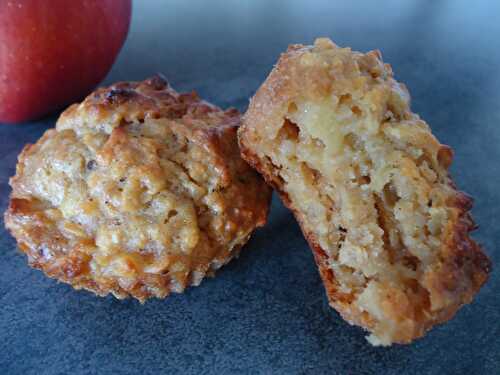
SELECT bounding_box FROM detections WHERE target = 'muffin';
[238,38,490,345]
[5,76,272,301]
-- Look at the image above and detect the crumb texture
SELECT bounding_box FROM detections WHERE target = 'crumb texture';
[5,76,271,301]
[239,38,490,345]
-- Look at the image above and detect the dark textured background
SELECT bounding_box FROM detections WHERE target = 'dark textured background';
[1,1,499,374]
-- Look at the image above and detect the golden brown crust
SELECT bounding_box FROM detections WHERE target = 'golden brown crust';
[5,76,272,301]
[238,38,490,344]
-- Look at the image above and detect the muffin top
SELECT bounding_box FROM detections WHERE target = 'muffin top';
[5,76,271,301]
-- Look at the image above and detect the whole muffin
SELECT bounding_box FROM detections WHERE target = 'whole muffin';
[5,76,271,301]
[238,38,490,345]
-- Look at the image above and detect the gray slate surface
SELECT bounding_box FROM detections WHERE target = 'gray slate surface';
[1,1,499,374]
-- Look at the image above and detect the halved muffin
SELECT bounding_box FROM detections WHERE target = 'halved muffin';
[5,76,272,301]
[238,39,490,345]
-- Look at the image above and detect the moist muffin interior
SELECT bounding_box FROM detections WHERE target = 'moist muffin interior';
[239,38,490,345]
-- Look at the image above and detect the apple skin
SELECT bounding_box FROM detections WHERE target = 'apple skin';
[0,0,132,124]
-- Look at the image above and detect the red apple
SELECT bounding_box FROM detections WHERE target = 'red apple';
[0,0,132,124]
